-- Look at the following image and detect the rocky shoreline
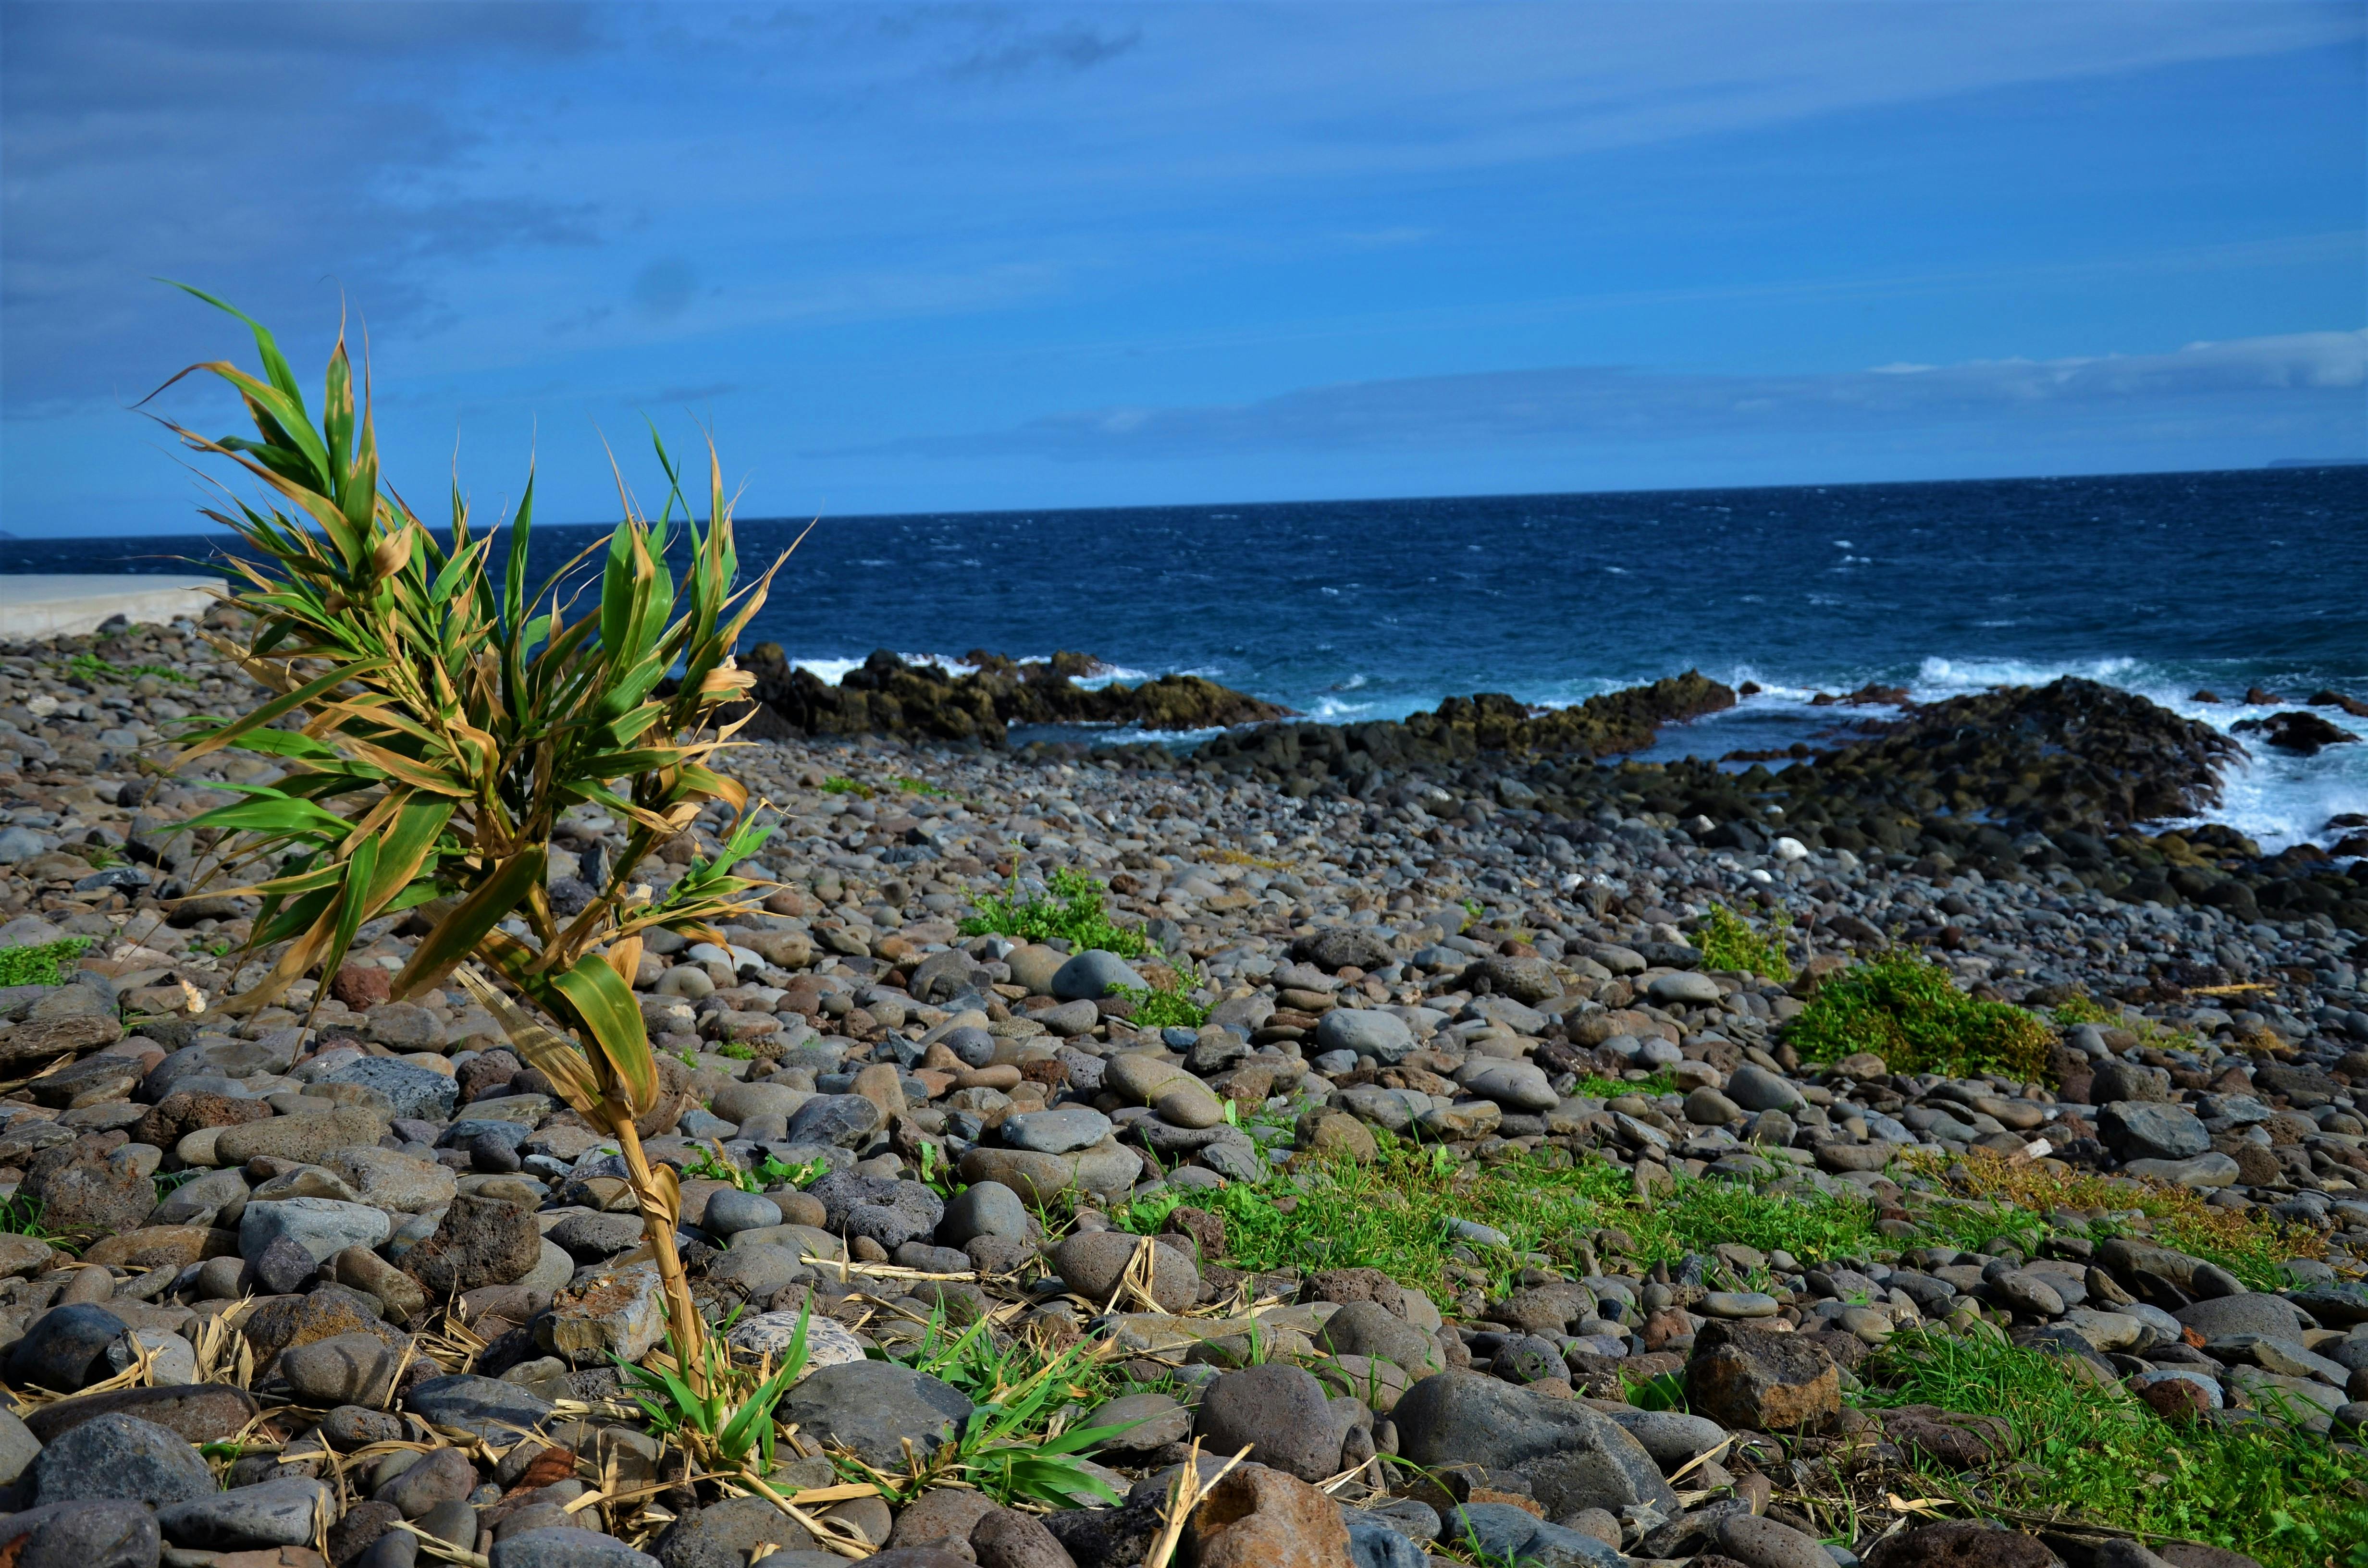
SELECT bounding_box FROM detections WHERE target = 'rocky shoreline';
[0,608,2363,1568]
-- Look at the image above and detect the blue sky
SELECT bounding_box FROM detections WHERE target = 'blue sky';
[2,1,2362,536]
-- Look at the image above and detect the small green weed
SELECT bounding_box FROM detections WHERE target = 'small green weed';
[821,775,874,798]
[1787,951,2055,1082]
[0,1193,76,1253]
[1861,1327,2368,1568]
[716,1040,757,1060]
[153,1168,206,1200]
[1696,903,1794,981]
[1114,956,1209,1030]
[2049,992,2123,1028]
[857,1313,1137,1508]
[63,652,192,686]
[894,776,946,796]
[0,937,92,987]
[681,1143,830,1194]
[617,1307,810,1474]
[961,867,1145,958]
[1621,1368,1690,1411]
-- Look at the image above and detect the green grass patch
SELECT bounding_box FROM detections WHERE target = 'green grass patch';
[1918,1148,2320,1288]
[1116,1146,1889,1302]
[63,652,191,686]
[0,937,92,987]
[1860,1327,2368,1568]
[961,867,1145,958]
[1696,903,1794,981]
[1788,951,2055,1082]
[1568,1072,1681,1099]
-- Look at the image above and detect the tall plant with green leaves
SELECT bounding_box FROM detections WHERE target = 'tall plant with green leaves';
[149,287,789,1388]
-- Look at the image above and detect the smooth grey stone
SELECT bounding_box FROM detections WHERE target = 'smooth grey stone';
[2099,1100,2210,1162]
[31,1412,214,1508]
[1392,1371,1675,1514]
[403,1375,555,1442]
[1602,1408,1729,1466]
[0,1406,39,1484]
[1084,1392,1194,1454]
[777,1361,972,1469]
[1050,949,1140,1001]
[999,1105,1112,1155]
[1316,1009,1417,1065]
[1348,1512,1431,1568]
[1725,1065,1805,1113]
[157,1477,331,1549]
[701,1188,784,1238]
[5,1303,127,1392]
[935,1180,1030,1246]
[0,1500,160,1568]
[493,1529,657,1568]
[238,1197,392,1264]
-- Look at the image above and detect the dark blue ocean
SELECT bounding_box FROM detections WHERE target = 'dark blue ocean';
[8,466,2363,849]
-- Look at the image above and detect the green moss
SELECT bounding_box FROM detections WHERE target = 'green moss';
[1696,903,1794,981]
[1788,951,2055,1082]
[960,868,1146,958]
[0,937,92,987]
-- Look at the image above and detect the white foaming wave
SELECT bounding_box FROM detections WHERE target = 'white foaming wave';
[1912,654,2142,698]
[789,651,982,684]
[1887,655,2360,854]
[1312,695,1376,719]
[1074,663,1156,689]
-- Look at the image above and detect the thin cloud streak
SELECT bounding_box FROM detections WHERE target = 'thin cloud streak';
[880,331,2368,458]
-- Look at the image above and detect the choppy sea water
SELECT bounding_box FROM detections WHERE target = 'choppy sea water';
[9,466,2362,851]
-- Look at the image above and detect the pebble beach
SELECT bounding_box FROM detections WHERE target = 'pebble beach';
[0,600,2364,1568]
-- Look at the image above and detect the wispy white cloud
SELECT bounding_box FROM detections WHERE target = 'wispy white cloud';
[878,331,2368,457]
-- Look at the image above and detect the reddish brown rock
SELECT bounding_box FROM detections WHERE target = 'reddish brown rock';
[400,1194,543,1295]
[1877,1405,2015,1469]
[1185,1465,1355,1568]
[330,964,393,1009]
[83,1226,238,1271]
[134,1090,272,1151]
[1685,1322,1840,1434]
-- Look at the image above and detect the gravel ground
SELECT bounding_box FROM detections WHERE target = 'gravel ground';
[0,609,2363,1568]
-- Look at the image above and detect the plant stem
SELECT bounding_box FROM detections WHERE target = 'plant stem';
[611,1111,707,1396]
